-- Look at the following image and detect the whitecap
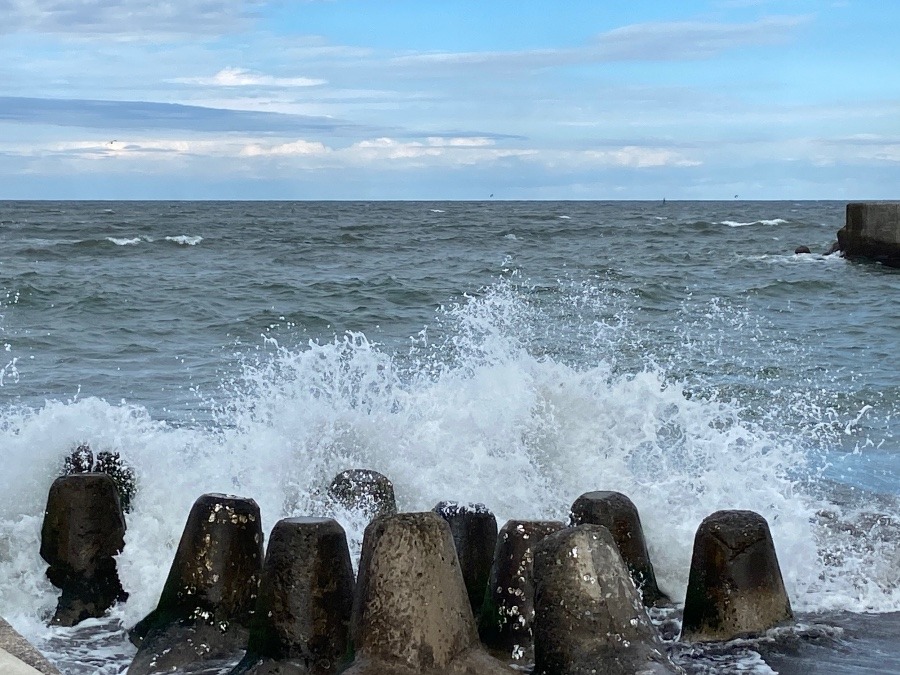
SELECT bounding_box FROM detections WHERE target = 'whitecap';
[105,237,143,246]
[719,218,789,227]
[558,215,571,220]
[164,235,203,246]
[429,209,445,213]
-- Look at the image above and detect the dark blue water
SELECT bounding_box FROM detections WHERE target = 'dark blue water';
[0,201,897,674]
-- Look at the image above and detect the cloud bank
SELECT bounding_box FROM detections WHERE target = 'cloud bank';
[1,0,265,35]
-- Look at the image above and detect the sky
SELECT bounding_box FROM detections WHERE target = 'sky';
[2,0,899,200]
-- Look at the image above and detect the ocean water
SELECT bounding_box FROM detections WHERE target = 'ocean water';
[0,200,897,674]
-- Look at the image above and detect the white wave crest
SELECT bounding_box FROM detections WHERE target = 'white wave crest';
[105,237,145,246]
[164,235,203,246]
[719,218,789,227]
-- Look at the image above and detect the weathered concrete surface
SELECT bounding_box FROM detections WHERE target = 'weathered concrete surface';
[345,512,513,675]
[681,510,793,642]
[40,473,128,625]
[479,519,565,662]
[0,619,60,674]
[0,649,44,675]
[230,517,355,675]
[532,525,680,675]
[433,501,497,620]
[569,491,668,607]
[838,202,900,267]
[128,493,264,675]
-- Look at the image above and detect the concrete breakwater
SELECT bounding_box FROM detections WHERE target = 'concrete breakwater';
[838,202,900,267]
[30,463,795,674]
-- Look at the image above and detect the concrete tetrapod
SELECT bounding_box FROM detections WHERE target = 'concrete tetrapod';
[327,469,397,521]
[0,650,45,675]
[345,512,514,675]
[532,525,680,675]
[681,510,793,642]
[128,494,264,675]
[40,473,128,626]
[230,517,355,675]
[0,618,61,674]
[478,519,565,662]
[569,491,668,606]
[433,501,498,621]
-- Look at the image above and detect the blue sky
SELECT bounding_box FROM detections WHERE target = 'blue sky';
[2,0,899,199]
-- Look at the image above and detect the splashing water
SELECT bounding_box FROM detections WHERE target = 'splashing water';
[0,274,897,671]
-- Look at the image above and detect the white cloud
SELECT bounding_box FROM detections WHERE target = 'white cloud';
[9,134,705,173]
[814,134,900,164]
[338,137,536,166]
[389,15,810,71]
[579,147,702,168]
[594,15,810,60]
[51,138,245,159]
[173,67,326,88]
[240,139,329,157]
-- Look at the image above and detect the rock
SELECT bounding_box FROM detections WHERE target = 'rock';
[345,512,513,675]
[681,510,793,642]
[479,519,565,662]
[0,618,61,674]
[40,473,128,626]
[532,525,680,675]
[128,494,264,675]
[229,517,355,675]
[433,501,497,620]
[823,240,841,256]
[569,491,668,606]
[327,469,397,521]
[63,444,136,513]
[837,202,900,267]
[794,245,811,255]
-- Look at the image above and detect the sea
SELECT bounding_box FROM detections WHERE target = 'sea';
[0,200,897,674]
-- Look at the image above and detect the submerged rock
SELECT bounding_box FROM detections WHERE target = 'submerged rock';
[433,501,497,621]
[569,491,668,606]
[681,510,793,642]
[230,517,355,675]
[128,494,264,675]
[479,519,565,662]
[346,512,513,675]
[40,473,128,626]
[532,525,680,674]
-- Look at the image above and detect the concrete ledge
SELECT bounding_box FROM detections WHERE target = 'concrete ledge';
[0,619,60,675]
[0,648,48,675]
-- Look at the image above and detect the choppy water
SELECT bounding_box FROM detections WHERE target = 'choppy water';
[0,201,897,674]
